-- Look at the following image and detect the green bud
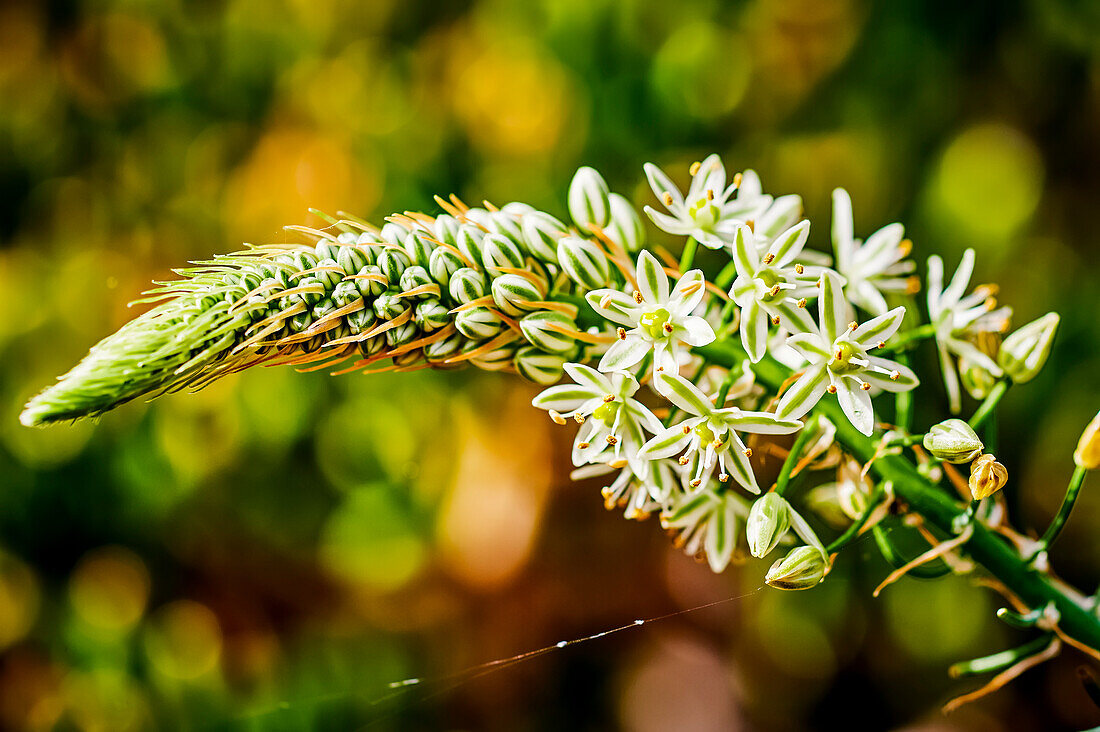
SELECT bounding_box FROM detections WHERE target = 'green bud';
[337,245,372,276]
[969,453,1008,500]
[380,222,410,247]
[1075,411,1100,470]
[923,419,984,464]
[959,355,998,400]
[429,245,464,286]
[448,267,488,304]
[519,311,577,354]
[522,211,568,263]
[469,345,516,371]
[605,192,645,252]
[398,265,434,296]
[487,210,526,248]
[568,166,611,230]
[353,265,386,299]
[414,299,450,332]
[454,306,504,340]
[433,214,460,247]
[403,232,436,268]
[998,312,1059,383]
[357,334,386,357]
[456,225,485,269]
[385,320,419,347]
[424,331,462,361]
[355,231,383,246]
[346,307,377,335]
[481,233,525,277]
[316,240,341,261]
[378,248,412,284]
[513,347,566,385]
[373,291,408,321]
[491,274,544,316]
[330,280,361,308]
[746,492,791,559]
[557,235,611,291]
[765,546,828,591]
[312,258,342,289]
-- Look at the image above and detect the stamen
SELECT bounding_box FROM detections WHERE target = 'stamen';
[835,349,844,360]
[861,382,871,391]
[599,293,613,309]
[633,290,644,303]
[578,441,590,449]
[608,458,628,469]
[763,253,775,265]
[898,239,913,257]
[732,172,742,188]
[877,340,886,349]
[984,297,997,311]
[719,473,729,482]
[603,394,616,403]
[690,161,701,175]
[848,321,858,331]
[549,410,567,426]
[663,322,674,334]
[617,327,627,340]
[682,425,691,434]
[795,263,804,274]
[906,276,921,295]
[574,414,586,424]
[678,456,690,466]
[797,298,807,309]
[606,435,618,446]
[690,479,702,488]
[742,448,753,458]
[746,220,755,232]
[827,384,838,394]
[890,370,901,381]
[771,316,780,326]
[769,284,781,297]
[663,192,674,206]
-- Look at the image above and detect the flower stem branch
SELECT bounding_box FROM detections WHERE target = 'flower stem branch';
[968,379,1009,433]
[774,421,817,496]
[679,237,699,273]
[1030,465,1089,560]
[878,323,936,353]
[826,485,886,554]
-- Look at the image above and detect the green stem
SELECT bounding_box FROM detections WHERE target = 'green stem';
[895,353,913,431]
[884,434,925,448]
[826,485,885,554]
[1031,465,1089,558]
[713,367,738,407]
[696,339,1100,653]
[680,237,699,273]
[774,421,817,496]
[871,523,952,578]
[715,261,737,290]
[948,635,1054,678]
[879,323,936,353]
[969,379,1009,433]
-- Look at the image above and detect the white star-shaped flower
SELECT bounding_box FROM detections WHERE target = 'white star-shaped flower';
[586,250,716,379]
[776,270,918,436]
[831,188,917,315]
[660,486,751,572]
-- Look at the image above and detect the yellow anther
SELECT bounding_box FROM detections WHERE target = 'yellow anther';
[617,327,627,340]
[769,284,781,297]
[578,441,590,449]
[633,290,644,303]
[603,394,616,402]
[690,479,702,488]
[663,322,674,334]
[609,458,628,469]
[771,316,781,326]
[742,448,753,457]
[706,189,715,201]
[984,297,997,311]
[599,293,613,309]
[906,276,921,295]
[890,370,901,381]
[733,172,743,188]
[795,263,804,274]
[860,382,871,391]
[718,473,729,482]
[877,340,886,349]
[549,410,567,425]
[827,384,838,394]
[690,161,701,175]
[574,414,586,424]
[848,321,858,331]
[763,253,775,264]
[606,435,618,446]
[797,298,807,309]
[746,220,755,232]
[678,456,690,466]
[898,239,913,257]
[682,424,691,434]
[663,192,674,206]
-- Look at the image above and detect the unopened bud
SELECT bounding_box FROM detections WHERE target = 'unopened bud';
[568,166,611,230]
[746,492,790,559]
[454,306,504,341]
[969,454,1008,500]
[514,347,567,385]
[557,235,612,291]
[605,193,646,252]
[519,311,578,354]
[923,419,984,464]
[998,312,1059,384]
[959,355,998,400]
[480,233,525,277]
[491,274,544,317]
[522,211,568,262]
[1075,410,1100,470]
[765,546,828,591]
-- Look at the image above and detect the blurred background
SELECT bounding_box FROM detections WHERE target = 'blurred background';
[2,0,1100,729]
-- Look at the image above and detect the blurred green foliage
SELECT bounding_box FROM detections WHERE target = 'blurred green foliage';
[2,0,1100,729]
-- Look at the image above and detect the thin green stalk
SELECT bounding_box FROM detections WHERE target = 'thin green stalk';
[715,261,737,290]
[680,237,699,273]
[969,379,1009,433]
[948,635,1054,678]
[1032,465,1089,558]
[871,524,952,578]
[774,421,817,496]
[697,339,1100,653]
[884,434,924,448]
[713,367,738,407]
[895,353,913,432]
[826,485,885,554]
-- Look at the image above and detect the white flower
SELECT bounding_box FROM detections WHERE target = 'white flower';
[640,372,802,493]
[729,222,823,361]
[831,188,917,315]
[927,249,1012,413]
[660,486,751,572]
[776,270,919,436]
[642,155,772,249]
[574,459,681,520]
[586,250,716,378]
[532,363,662,475]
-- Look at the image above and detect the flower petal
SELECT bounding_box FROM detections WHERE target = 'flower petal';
[636,250,670,305]
[677,316,716,347]
[644,162,684,210]
[857,223,906,274]
[563,362,613,393]
[852,280,889,316]
[705,496,737,573]
[834,376,875,436]
[831,188,855,273]
[598,335,651,372]
[585,289,638,326]
[654,372,713,416]
[731,224,760,280]
[851,306,906,347]
[671,269,707,314]
[740,299,769,362]
[768,220,811,267]
[724,436,760,494]
[643,206,694,235]
[722,410,803,434]
[757,194,802,241]
[639,423,696,459]
[776,363,829,420]
[862,357,920,392]
[942,248,976,308]
[786,332,831,361]
[688,153,727,202]
[531,385,598,413]
[819,269,850,344]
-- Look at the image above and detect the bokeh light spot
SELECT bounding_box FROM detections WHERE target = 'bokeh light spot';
[144,600,224,680]
[69,546,151,635]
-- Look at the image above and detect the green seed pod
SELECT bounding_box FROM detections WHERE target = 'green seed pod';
[998,312,1059,384]
[1075,411,1100,470]
[353,265,386,299]
[605,192,645,252]
[289,310,313,333]
[357,334,386,357]
[414,299,451,332]
[491,274,544,317]
[456,225,486,269]
[923,419,984,464]
[969,454,1008,500]
[434,214,461,247]
[448,267,488,304]
[313,258,342,289]
[557,235,611,291]
[519,311,577,354]
[959,355,998,400]
[399,265,434,296]
[488,210,526,248]
[373,291,408,321]
[429,245,464,287]
[765,546,828,591]
[378,248,412,284]
[568,165,611,230]
[385,320,419,347]
[403,232,436,268]
[295,277,324,307]
[746,493,791,559]
[356,231,383,246]
[469,345,516,371]
[346,306,377,335]
[522,211,568,263]
[331,280,361,308]
[337,245,372,275]
[514,346,566,385]
[481,233,525,277]
[380,222,410,247]
[454,306,504,340]
[424,331,463,361]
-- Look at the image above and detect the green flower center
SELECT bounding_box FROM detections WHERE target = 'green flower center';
[689,197,719,228]
[829,341,861,375]
[593,401,620,425]
[640,307,672,339]
[693,422,720,445]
